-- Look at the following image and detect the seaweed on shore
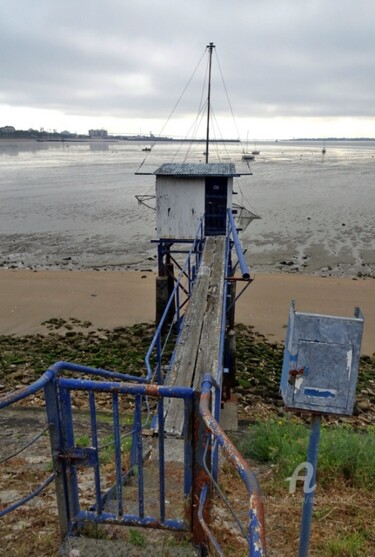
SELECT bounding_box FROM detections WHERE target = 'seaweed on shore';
[0,320,375,425]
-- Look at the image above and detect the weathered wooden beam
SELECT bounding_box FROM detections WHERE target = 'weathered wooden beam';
[163,236,226,436]
[193,236,226,389]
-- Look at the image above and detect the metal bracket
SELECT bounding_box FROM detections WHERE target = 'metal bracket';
[58,447,97,467]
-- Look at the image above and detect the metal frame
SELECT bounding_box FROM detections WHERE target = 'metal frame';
[146,220,205,383]
[0,362,199,538]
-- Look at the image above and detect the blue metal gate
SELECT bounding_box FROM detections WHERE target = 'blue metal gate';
[0,362,267,555]
[42,362,200,539]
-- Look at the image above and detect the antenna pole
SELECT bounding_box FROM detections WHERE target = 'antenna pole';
[205,42,215,164]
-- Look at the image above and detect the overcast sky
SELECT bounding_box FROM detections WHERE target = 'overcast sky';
[1,0,375,139]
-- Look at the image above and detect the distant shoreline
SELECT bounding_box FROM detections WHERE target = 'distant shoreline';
[1,135,375,143]
[0,136,241,143]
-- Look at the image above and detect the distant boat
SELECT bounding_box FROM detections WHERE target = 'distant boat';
[242,132,255,160]
[242,153,255,161]
[142,146,152,152]
[252,141,260,155]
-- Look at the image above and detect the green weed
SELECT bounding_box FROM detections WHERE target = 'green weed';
[128,527,146,547]
[239,418,375,490]
[75,434,90,447]
[322,532,365,556]
[99,433,133,465]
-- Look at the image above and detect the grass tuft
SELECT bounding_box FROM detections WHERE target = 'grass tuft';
[322,532,365,556]
[239,418,375,490]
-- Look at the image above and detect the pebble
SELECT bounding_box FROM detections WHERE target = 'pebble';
[357,400,372,412]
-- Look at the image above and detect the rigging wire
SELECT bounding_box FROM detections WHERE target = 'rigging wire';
[210,107,232,162]
[136,47,207,173]
[213,49,261,215]
[135,44,261,220]
[181,104,208,163]
[214,49,243,148]
[177,52,210,162]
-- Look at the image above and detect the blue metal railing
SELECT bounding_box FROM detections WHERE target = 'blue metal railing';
[0,362,148,520]
[0,361,196,537]
[227,209,250,280]
[199,374,267,557]
[0,365,267,555]
[55,374,195,535]
[146,210,251,390]
[0,362,147,410]
[145,219,204,382]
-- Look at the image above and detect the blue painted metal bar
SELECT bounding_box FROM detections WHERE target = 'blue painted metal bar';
[58,377,194,399]
[298,414,322,557]
[50,361,147,383]
[0,472,56,517]
[200,374,267,556]
[211,228,231,483]
[135,395,145,519]
[75,509,187,531]
[0,369,55,409]
[192,391,212,548]
[227,209,250,279]
[130,421,138,470]
[59,385,81,525]
[0,361,148,411]
[89,391,102,515]
[112,392,123,516]
[156,334,162,384]
[158,395,166,522]
[184,396,194,503]
[145,219,204,381]
[43,376,71,538]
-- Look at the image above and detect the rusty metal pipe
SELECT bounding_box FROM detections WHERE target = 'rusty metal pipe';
[200,374,267,556]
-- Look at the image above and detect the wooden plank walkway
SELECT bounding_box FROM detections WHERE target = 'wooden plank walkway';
[163,236,226,436]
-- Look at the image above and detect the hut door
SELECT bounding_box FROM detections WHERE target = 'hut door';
[205,177,227,235]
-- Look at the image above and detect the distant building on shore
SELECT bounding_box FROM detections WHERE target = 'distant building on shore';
[0,125,15,135]
[88,129,108,138]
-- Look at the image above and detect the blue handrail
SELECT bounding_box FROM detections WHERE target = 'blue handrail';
[227,209,250,279]
[145,219,204,381]
[0,361,147,411]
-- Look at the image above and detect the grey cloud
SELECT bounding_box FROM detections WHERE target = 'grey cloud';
[1,0,375,125]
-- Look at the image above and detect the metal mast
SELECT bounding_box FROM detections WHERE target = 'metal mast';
[205,42,215,164]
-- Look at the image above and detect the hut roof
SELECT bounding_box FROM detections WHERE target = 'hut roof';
[154,162,240,177]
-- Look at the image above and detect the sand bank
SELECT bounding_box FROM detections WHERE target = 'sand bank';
[0,269,374,355]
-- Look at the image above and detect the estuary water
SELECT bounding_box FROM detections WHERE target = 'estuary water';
[0,138,374,277]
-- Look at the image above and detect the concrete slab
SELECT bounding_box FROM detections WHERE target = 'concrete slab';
[61,535,199,556]
[220,396,239,432]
